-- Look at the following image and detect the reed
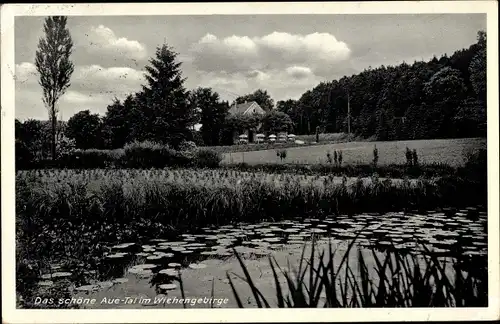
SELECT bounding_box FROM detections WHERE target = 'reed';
[227,237,488,307]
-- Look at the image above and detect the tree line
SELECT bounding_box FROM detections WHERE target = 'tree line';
[15,15,487,161]
[277,31,486,140]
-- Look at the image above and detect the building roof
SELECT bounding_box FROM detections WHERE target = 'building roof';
[228,101,261,115]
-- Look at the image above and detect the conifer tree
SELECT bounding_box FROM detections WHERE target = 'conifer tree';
[137,44,195,148]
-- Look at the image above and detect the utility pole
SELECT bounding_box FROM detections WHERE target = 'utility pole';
[347,91,351,135]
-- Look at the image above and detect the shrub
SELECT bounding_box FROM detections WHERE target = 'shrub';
[194,148,222,168]
[405,147,413,166]
[372,145,379,167]
[178,140,197,152]
[326,151,332,164]
[122,141,187,168]
[412,149,419,166]
[61,149,122,169]
[15,139,34,170]
[276,149,287,162]
[462,148,487,182]
[56,135,77,160]
[338,150,343,167]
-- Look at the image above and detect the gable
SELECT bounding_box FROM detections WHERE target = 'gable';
[243,102,265,115]
[228,102,254,115]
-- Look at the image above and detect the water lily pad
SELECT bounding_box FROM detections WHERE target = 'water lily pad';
[146,255,162,260]
[254,250,270,257]
[75,284,100,292]
[113,278,129,284]
[378,241,392,246]
[185,243,206,247]
[168,263,181,268]
[159,283,177,290]
[52,272,72,278]
[263,237,281,242]
[188,263,207,270]
[138,270,154,277]
[112,243,135,249]
[284,228,299,233]
[135,252,150,256]
[464,250,486,256]
[97,281,114,288]
[288,240,305,244]
[38,280,54,286]
[159,269,178,276]
[181,250,194,254]
[133,264,157,270]
[200,251,218,256]
[171,247,186,252]
[107,253,127,259]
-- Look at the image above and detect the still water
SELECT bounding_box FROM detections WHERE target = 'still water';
[37,206,487,308]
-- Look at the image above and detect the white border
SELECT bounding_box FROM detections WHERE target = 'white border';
[1,2,499,323]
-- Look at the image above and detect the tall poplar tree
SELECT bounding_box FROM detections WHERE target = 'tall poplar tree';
[35,16,74,160]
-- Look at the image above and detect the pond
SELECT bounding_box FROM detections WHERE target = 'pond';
[36,206,487,308]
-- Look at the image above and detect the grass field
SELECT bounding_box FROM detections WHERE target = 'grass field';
[222,138,486,167]
[206,133,353,154]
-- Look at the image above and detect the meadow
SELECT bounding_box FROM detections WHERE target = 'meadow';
[222,138,486,166]
[15,142,488,309]
[206,133,352,154]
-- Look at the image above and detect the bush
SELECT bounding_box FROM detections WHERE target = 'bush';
[461,148,487,182]
[412,149,419,166]
[194,148,222,168]
[276,149,287,162]
[178,140,198,152]
[60,149,120,169]
[326,151,332,164]
[405,147,413,166]
[122,141,191,168]
[15,139,34,170]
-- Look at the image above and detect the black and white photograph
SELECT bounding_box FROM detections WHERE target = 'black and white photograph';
[1,2,499,323]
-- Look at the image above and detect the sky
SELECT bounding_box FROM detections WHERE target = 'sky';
[14,14,485,121]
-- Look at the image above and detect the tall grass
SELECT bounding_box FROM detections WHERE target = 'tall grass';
[17,168,486,240]
[227,237,487,307]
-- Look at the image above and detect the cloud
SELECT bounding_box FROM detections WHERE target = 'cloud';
[16,62,144,92]
[193,68,322,103]
[286,66,313,79]
[86,25,148,60]
[15,62,145,120]
[190,31,351,76]
[15,62,38,84]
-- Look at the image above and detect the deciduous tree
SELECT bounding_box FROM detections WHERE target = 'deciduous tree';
[35,16,74,160]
